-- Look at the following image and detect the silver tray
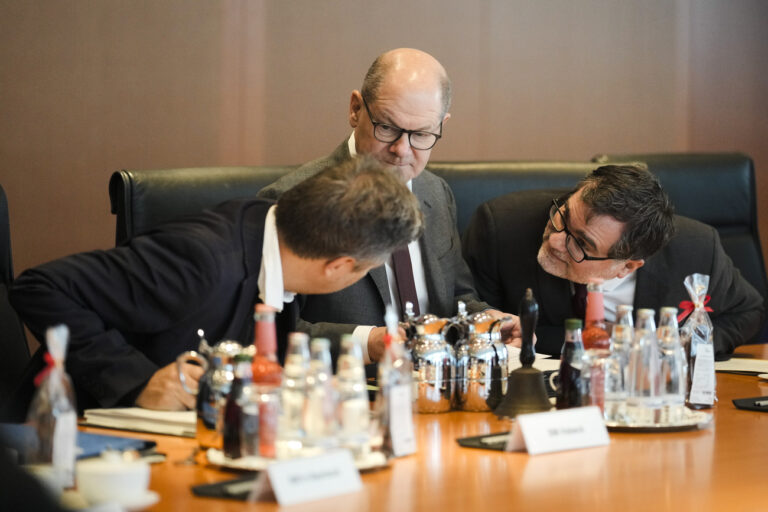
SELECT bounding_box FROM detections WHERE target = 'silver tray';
[605,409,713,433]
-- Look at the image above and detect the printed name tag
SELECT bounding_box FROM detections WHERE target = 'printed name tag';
[689,343,715,405]
[506,406,609,455]
[390,384,417,457]
[261,451,362,506]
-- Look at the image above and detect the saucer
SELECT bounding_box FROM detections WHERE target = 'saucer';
[121,490,160,511]
[758,374,768,380]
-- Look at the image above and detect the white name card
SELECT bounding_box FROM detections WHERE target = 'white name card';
[506,406,609,455]
[257,450,362,506]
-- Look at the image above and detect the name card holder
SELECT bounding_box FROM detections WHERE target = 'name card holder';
[505,406,609,455]
[249,450,362,506]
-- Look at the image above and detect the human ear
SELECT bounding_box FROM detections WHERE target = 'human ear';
[616,259,645,279]
[349,91,363,128]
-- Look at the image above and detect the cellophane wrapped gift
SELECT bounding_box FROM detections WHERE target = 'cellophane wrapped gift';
[26,325,78,489]
[678,273,716,407]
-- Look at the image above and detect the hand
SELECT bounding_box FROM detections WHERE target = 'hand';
[135,361,204,411]
[367,325,407,363]
[484,309,535,348]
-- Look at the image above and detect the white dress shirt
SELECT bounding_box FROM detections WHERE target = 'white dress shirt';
[258,205,296,311]
[601,273,636,323]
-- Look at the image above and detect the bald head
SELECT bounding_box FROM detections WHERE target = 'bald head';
[361,48,452,116]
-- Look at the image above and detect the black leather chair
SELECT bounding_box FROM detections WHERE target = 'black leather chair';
[427,161,598,235]
[593,152,768,307]
[109,166,297,245]
[0,184,30,412]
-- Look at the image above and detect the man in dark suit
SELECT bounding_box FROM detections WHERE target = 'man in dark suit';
[259,48,522,363]
[463,164,764,356]
[8,157,424,413]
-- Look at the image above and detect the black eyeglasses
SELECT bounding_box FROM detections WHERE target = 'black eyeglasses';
[549,198,614,263]
[361,96,442,150]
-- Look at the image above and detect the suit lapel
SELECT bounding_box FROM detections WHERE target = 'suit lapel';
[411,174,448,313]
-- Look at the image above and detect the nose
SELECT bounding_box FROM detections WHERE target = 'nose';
[388,132,412,157]
[548,228,568,251]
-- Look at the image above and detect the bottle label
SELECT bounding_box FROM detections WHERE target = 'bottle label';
[389,384,416,457]
[689,341,715,405]
[53,410,77,488]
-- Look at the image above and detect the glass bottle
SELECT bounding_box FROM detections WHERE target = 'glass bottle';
[336,334,371,458]
[303,338,339,450]
[222,353,252,459]
[251,304,282,386]
[582,282,610,350]
[375,305,416,457]
[581,283,610,412]
[278,332,310,455]
[604,304,633,422]
[555,318,585,409]
[250,304,282,458]
[626,308,662,425]
[657,307,688,423]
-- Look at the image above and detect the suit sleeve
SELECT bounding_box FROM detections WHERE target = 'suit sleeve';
[704,228,765,354]
[9,232,223,408]
[462,202,504,310]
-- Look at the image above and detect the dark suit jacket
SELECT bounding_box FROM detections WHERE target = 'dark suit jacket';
[462,189,765,356]
[259,140,489,360]
[9,199,297,412]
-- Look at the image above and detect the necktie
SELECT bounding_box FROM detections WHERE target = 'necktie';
[392,246,420,317]
[572,282,587,320]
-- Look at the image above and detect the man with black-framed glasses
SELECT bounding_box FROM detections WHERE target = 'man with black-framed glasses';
[463,164,764,356]
[259,48,522,365]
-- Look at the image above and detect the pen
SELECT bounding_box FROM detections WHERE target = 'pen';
[753,400,768,407]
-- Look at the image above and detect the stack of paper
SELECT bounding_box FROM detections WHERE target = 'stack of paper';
[82,407,196,437]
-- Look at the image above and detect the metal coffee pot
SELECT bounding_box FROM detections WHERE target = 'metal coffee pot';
[409,313,457,413]
[455,312,509,411]
[176,331,251,449]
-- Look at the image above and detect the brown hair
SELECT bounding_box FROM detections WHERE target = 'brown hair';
[276,155,424,263]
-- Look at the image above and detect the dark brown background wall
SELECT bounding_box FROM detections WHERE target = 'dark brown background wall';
[2,1,767,276]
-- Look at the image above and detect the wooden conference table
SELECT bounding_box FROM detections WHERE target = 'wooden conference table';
[83,344,768,512]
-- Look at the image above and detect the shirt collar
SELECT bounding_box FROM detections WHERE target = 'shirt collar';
[258,205,295,311]
[601,272,634,293]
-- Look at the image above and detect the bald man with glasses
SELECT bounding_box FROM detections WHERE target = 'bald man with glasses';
[463,164,764,357]
[259,48,522,365]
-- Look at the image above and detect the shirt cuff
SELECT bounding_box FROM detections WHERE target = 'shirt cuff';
[352,325,375,364]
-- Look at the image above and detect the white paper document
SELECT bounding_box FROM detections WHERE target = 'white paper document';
[82,407,196,437]
[715,357,768,374]
[507,346,561,372]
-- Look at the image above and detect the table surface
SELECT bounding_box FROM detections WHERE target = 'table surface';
[82,344,768,512]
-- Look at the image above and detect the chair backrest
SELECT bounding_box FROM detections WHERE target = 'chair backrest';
[427,161,598,235]
[593,152,768,305]
[0,184,29,402]
[109,166,297,245]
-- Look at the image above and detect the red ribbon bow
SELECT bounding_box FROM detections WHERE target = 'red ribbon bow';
[677,295,713,323]
[33,352,56,387]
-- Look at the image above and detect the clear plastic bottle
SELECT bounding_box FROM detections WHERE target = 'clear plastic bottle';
[336,334,371,459]
[626,309,662,425]
[657,307,688,423]
[302,338,339,450]
[26,325,78,490]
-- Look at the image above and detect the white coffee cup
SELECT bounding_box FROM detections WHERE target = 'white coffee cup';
[76,451,150,506]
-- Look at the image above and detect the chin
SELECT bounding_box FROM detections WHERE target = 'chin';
[537,246,567,280]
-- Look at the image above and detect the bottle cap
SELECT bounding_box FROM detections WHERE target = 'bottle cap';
[565,318,583,330]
